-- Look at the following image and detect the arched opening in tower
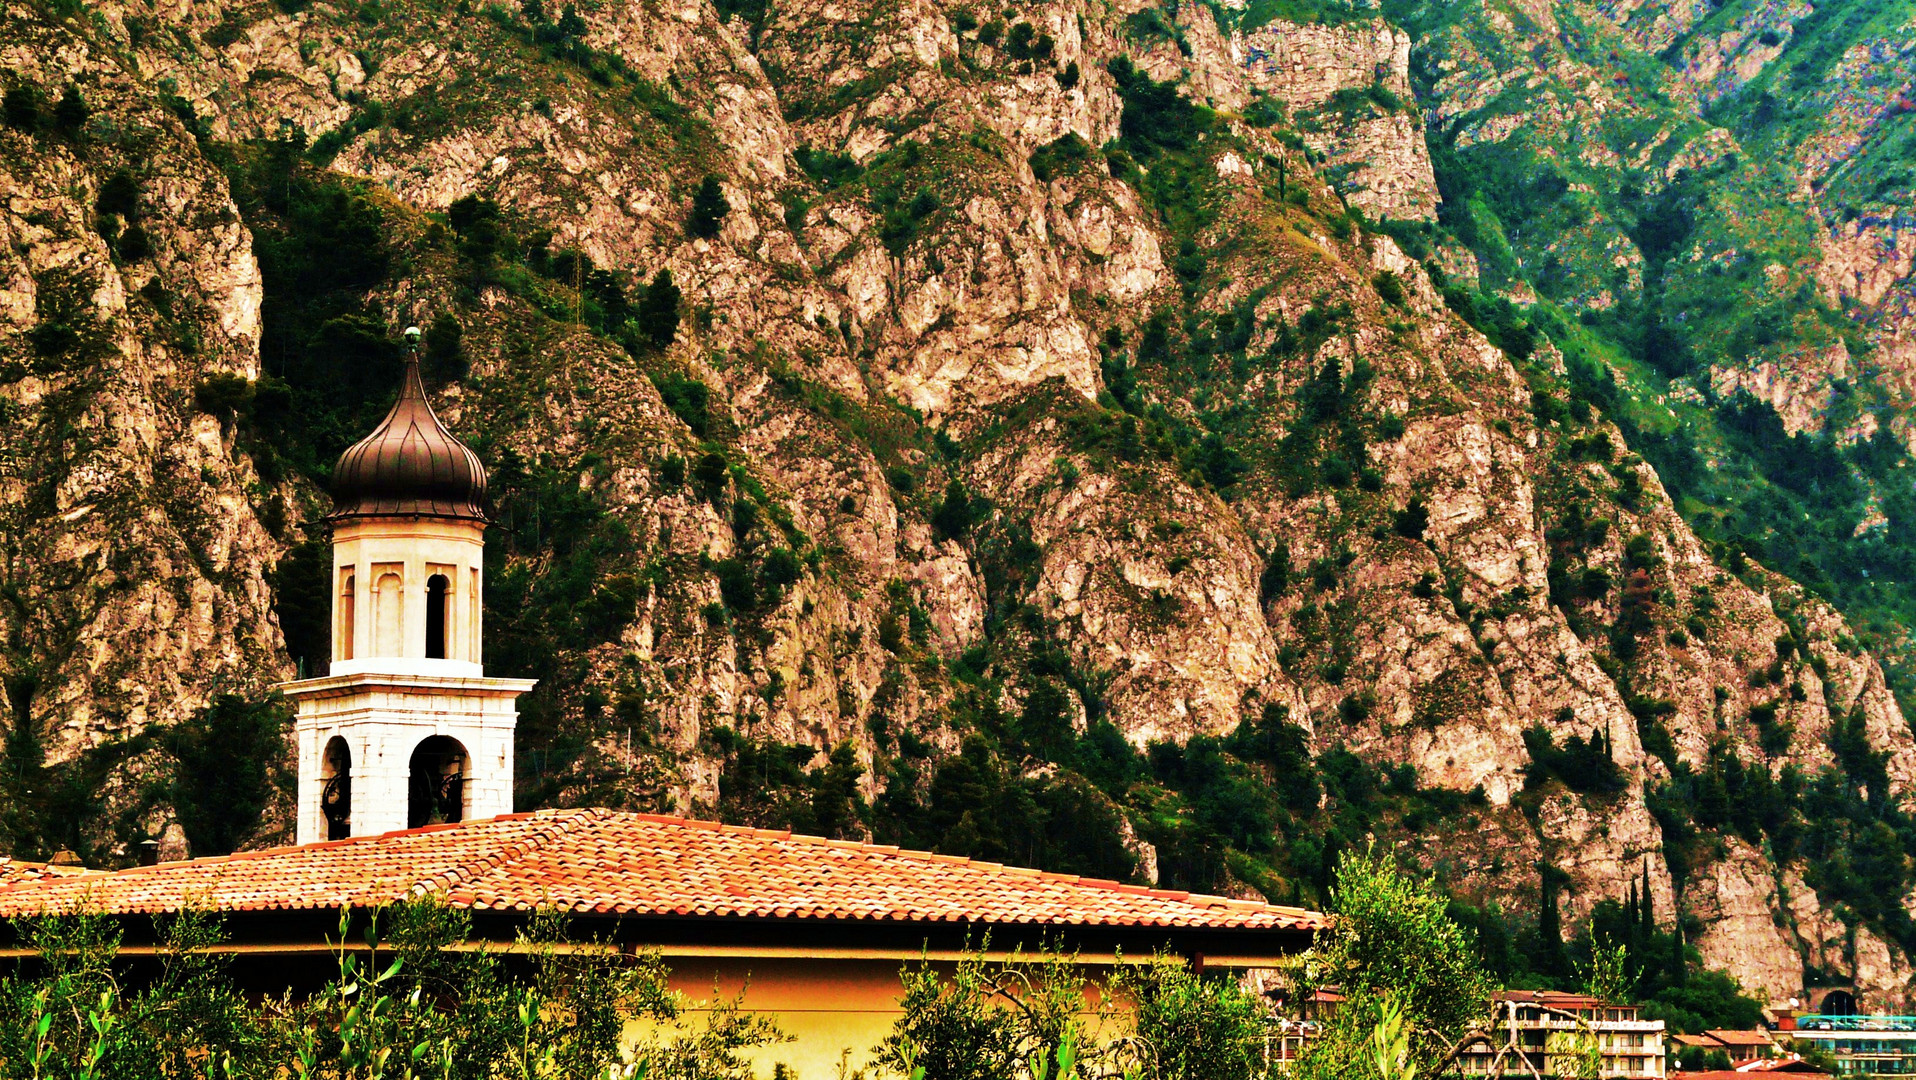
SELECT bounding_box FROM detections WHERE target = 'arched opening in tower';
[321,736,352,841]
[409,735,468,829]
[425,574,450,659]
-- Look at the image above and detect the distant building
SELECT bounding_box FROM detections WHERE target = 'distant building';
[1675,1066,1829,1080]
[1674,1030,1784,1065]
[1270,986,1666,1079]
[1781,1015,1916,1078]
[1457,990,1667,1079]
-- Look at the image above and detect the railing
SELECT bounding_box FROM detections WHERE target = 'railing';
[1513,1018,1665,1032]
[1796,1017,1916,1034]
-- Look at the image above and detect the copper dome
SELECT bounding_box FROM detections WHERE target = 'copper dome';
[329,356,487,522]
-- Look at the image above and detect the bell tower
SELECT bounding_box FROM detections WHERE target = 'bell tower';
[282,327,535,844]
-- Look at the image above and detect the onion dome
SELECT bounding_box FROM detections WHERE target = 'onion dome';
[329,352,487,522]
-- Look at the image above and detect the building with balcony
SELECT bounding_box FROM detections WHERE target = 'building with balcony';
[1781,1015,1916,1077]
[1455,990,1667,1079]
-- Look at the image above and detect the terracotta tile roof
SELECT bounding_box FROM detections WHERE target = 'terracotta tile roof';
[0,810,1325,931]
[1705,1031,1778,1047]
[1496,989,1615,1008]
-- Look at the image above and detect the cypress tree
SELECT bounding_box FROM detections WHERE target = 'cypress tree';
[1669,909,1687,986]
[1538,862,1568,976]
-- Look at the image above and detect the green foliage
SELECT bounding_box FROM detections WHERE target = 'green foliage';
[52,83,87,134]
[873,733,1140,883]
[849,140,952,258]
[637,268,682,352]
[1371,271,1406,308]
[711,729,868,839]
[161,693,294,857]
[192,372,254,423]
[1579,874,1766,1034]
[1120,8,1189,55]
[880,946,1276,1080]
[224,147,400,484]
[1391,498,1427,540]
[793,144,862,190]
[273,538,332,677]
[878,949,1024,1080]
[1116,954,1278,1080]
[96,169,140,221]
[421,311,468,383]
[1520,725,1624,796]
[3,82,43,132]
[932,479,976,542]
[651,370,710,435]
[1308,848,1493,1042]
[689,175,730,239]
[0,902,785,1077]
[1028,134,1091,183]
[1106,58,1212,159]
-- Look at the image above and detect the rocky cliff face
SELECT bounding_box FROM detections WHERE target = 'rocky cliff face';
[0,6,285,853]
[3,0,1916,1011]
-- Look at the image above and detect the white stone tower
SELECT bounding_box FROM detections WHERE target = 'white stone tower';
[281,329,534,845]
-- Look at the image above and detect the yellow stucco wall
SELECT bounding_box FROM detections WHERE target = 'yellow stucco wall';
[638,956,1121,1080]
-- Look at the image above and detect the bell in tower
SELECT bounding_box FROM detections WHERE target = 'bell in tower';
[281,326,535,844]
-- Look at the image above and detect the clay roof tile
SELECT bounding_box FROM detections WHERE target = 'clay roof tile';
[0,811,1326,933]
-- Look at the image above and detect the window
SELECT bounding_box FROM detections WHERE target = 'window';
[338,572,355,661]
[373,571,404,656]
[425,574,450,659]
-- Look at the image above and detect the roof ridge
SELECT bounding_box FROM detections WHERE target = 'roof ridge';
[0,809,591,898]
[618,811,1316,919]
[414,808,606,899]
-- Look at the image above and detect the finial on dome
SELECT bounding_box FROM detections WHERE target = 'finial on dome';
[327,324,487,522]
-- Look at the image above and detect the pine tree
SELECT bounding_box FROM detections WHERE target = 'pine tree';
[52,84,87,134]
[689,175,730,239]
[637,269,681,352]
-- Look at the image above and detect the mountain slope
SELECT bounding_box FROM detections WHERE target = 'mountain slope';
[2,0,1915,1011]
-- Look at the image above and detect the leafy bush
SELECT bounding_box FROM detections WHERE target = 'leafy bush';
[161,693,294,857]
[1521,725,1625,795]
[1292,848,1493,1080]
[52,83,87,134]
[1027,133,1090,183]
[194,372,254,422]
[879,944,1275,1080]
[1106,57,1211,157]
[652,372,710,436]
[2,82,43,131]
[1392,497,1428,539]
[1372,270,1407,307]
[0,903,784,1077]
[794,143,862,189]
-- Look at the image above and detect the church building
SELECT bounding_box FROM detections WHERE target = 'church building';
[0,330,1324,1075]
[282,331,533,844]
